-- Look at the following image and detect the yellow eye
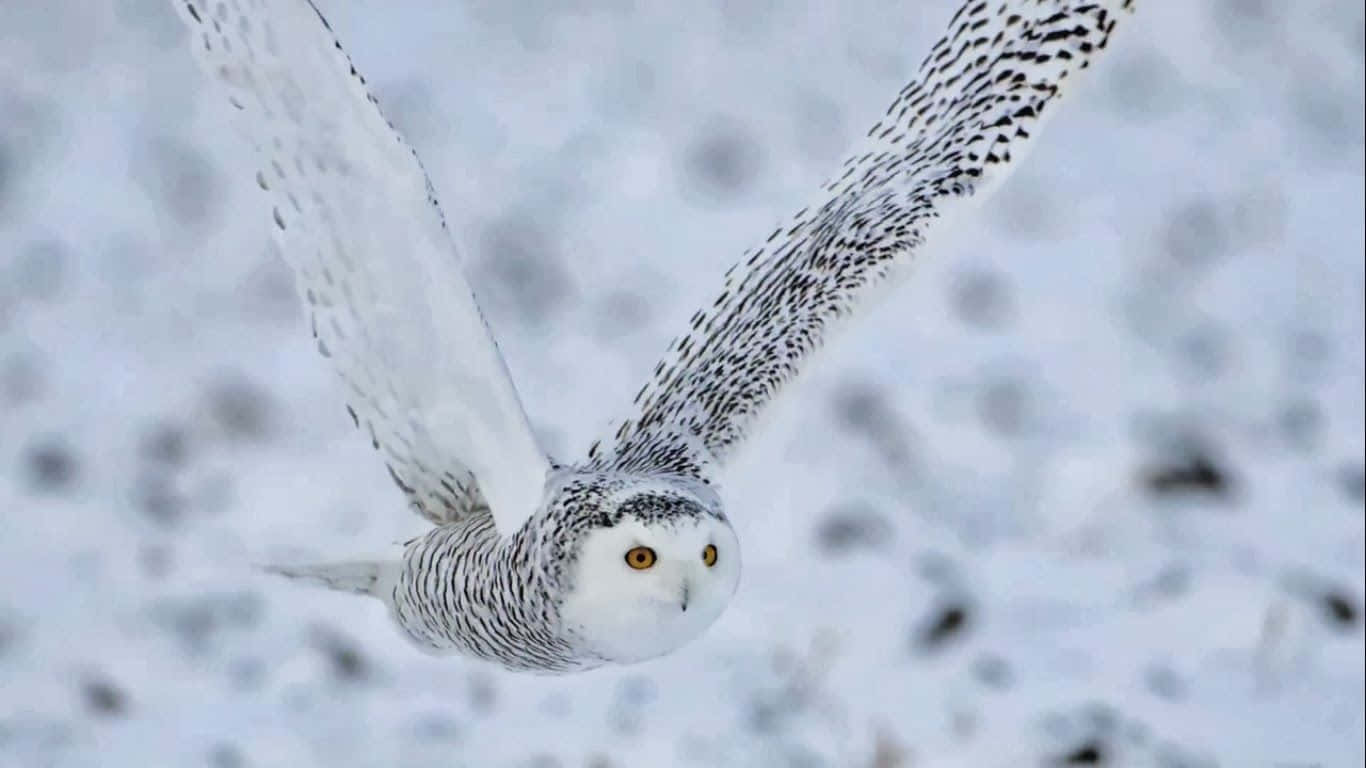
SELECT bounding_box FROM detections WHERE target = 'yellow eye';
[702,544,718,567]
[624,546,657,570]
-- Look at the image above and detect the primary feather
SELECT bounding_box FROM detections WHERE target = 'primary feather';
[174,0,551,535]
[587,0,1134,483]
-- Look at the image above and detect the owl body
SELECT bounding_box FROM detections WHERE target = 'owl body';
[383,471,738,673]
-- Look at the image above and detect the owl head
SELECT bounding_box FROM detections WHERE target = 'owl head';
[556,474,741,664]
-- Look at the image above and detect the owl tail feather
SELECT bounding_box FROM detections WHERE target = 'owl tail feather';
[262,560,398,599]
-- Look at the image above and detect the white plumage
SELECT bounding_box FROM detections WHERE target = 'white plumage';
[169,0,1134,673]
[176,0,551,535]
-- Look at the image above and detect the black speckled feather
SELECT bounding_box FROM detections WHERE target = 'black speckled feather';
[587,0,1134,484]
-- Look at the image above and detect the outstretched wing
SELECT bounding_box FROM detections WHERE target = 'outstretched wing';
[587,0,1134,480]
[173,0,551,535]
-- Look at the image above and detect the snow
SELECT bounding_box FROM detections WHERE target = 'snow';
[2,1,1362,766]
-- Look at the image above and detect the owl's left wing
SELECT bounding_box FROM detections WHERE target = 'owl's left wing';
[586,0,1134,481]
[174,0,551,536]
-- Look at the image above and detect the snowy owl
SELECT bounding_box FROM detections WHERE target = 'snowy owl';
[170,0,1134,673]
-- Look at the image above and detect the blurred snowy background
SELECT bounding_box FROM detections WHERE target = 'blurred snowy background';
[2,1,1363,766]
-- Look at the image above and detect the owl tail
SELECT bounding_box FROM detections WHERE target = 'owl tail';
[262,560,399,599]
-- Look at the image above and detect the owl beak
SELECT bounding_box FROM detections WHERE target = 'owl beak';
[680,581,690,612]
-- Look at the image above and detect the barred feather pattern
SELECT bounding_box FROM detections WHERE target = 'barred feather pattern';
[389,473,722,672]
[587,0,1134,481]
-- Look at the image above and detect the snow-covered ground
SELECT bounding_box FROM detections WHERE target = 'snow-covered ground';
[2,1,1362,766]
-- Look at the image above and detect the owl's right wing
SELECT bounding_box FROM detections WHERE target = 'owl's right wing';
[172,0,551,536]
[586,0,1133,481]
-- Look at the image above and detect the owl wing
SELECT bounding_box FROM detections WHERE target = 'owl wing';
[586,0,1134,480]
[174,0,551,536]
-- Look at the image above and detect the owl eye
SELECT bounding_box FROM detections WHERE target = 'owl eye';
[702,544,718,567]
[624,546,657,570]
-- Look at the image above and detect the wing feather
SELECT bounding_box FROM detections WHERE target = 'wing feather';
[173,0,551,535]
[587,0,1134,480]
